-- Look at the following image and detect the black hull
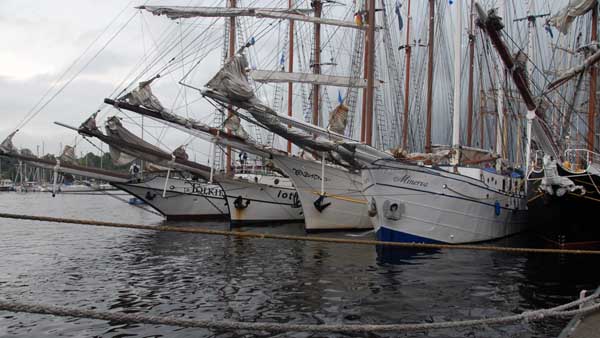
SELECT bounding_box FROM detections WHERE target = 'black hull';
[529,168,600,249]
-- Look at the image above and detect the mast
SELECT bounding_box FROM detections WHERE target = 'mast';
[360,26,369,143]
[226,0,236,175]
[452,0,462,154]
[287,0,295,154]
[364,0,376,146]
[466,0,475,146]
[425,0,435,153]
[588,2,598,152]
[520,0,536,168]
[402,0,412,149]
[495,0,505,165]
[312,0,322,127]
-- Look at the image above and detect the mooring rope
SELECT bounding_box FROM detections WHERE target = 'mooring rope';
[1,212,600,255]
[0,292,598,333]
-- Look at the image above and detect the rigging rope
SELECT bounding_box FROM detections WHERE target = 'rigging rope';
[1,212,600,255]
[13,0,139,132]
[0,289,598,333]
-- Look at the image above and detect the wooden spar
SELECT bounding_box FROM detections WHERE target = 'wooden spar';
[287,0,295,154]
[226,0,236,175]
[495,0,505,161]
[451,0,462,150]
[312,0,322,127]
[425,0,435,153]
[364,0,376,146]
[479,80,485,148]
[360,29,369,143]
[475,4,536,112]
[588,2,598,152]
[466,0,475,147]
[402,0,412,149]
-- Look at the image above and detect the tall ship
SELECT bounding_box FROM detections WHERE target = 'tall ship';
[201,0,530,243]
[475,0,600,248]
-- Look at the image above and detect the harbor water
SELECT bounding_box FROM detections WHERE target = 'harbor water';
[1,192,599,337]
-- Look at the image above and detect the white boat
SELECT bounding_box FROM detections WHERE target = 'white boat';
[59,183,93,192]
[218,173,304,226]
[112,174,229,221]
[271,154,371,231]
[0,179,14,192]
[363,159,527,243]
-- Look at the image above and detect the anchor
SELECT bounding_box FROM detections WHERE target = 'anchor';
[313,194,331,212]
[145,191,156,201]
[233,196,250,209]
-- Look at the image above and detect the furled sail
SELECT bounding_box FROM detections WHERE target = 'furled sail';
[119,76,165,112]
[78,115,211,177]
[172,145,189,161]
[547,0,596,34]
[104,117,165,165]
[58,145,77,164]
[249,70,377,88]
[546,49,600,91]
[202,54,390,166]
[104,98,274,159]
[223,114,249,139]
[0,130,18,154]
[139,6,366,30]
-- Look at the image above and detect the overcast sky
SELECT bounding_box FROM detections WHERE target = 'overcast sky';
[0,0,225,160]
[0,0,572,160]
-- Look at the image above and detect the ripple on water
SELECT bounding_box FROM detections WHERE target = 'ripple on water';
[0,193,598,337]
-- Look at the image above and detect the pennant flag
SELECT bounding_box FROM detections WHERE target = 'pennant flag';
[338,90,344,104]
[395,1,403,32]
[544,25,554,39]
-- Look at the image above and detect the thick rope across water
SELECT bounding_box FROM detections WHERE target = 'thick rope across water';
[1,212,600,255]
[0,293,598,333]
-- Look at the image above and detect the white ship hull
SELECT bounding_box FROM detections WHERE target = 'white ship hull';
[218,174,304,226]
[362,160,528,244]
[272,155,372,231]
[113,175,228,221]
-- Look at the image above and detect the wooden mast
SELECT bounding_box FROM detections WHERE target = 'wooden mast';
[588,2,598,152]
[287,0,295,154]
[425,0,435,153]
[402,0,412,149]
[466,0,475,146]
[451,0,462,152]
[226,0,236,175]
[360,27,369,143]
[364,0,376,146]
[312,0,322,127]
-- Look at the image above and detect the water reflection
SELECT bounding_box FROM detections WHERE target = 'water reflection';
[1,193,600,337]
[376,245,440,265]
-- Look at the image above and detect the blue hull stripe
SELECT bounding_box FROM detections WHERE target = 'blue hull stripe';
[376,227,443,244]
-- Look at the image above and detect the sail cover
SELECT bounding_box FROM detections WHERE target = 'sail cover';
[139,6,365,30]
[250,70,376,88]
[547,0,596,34]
